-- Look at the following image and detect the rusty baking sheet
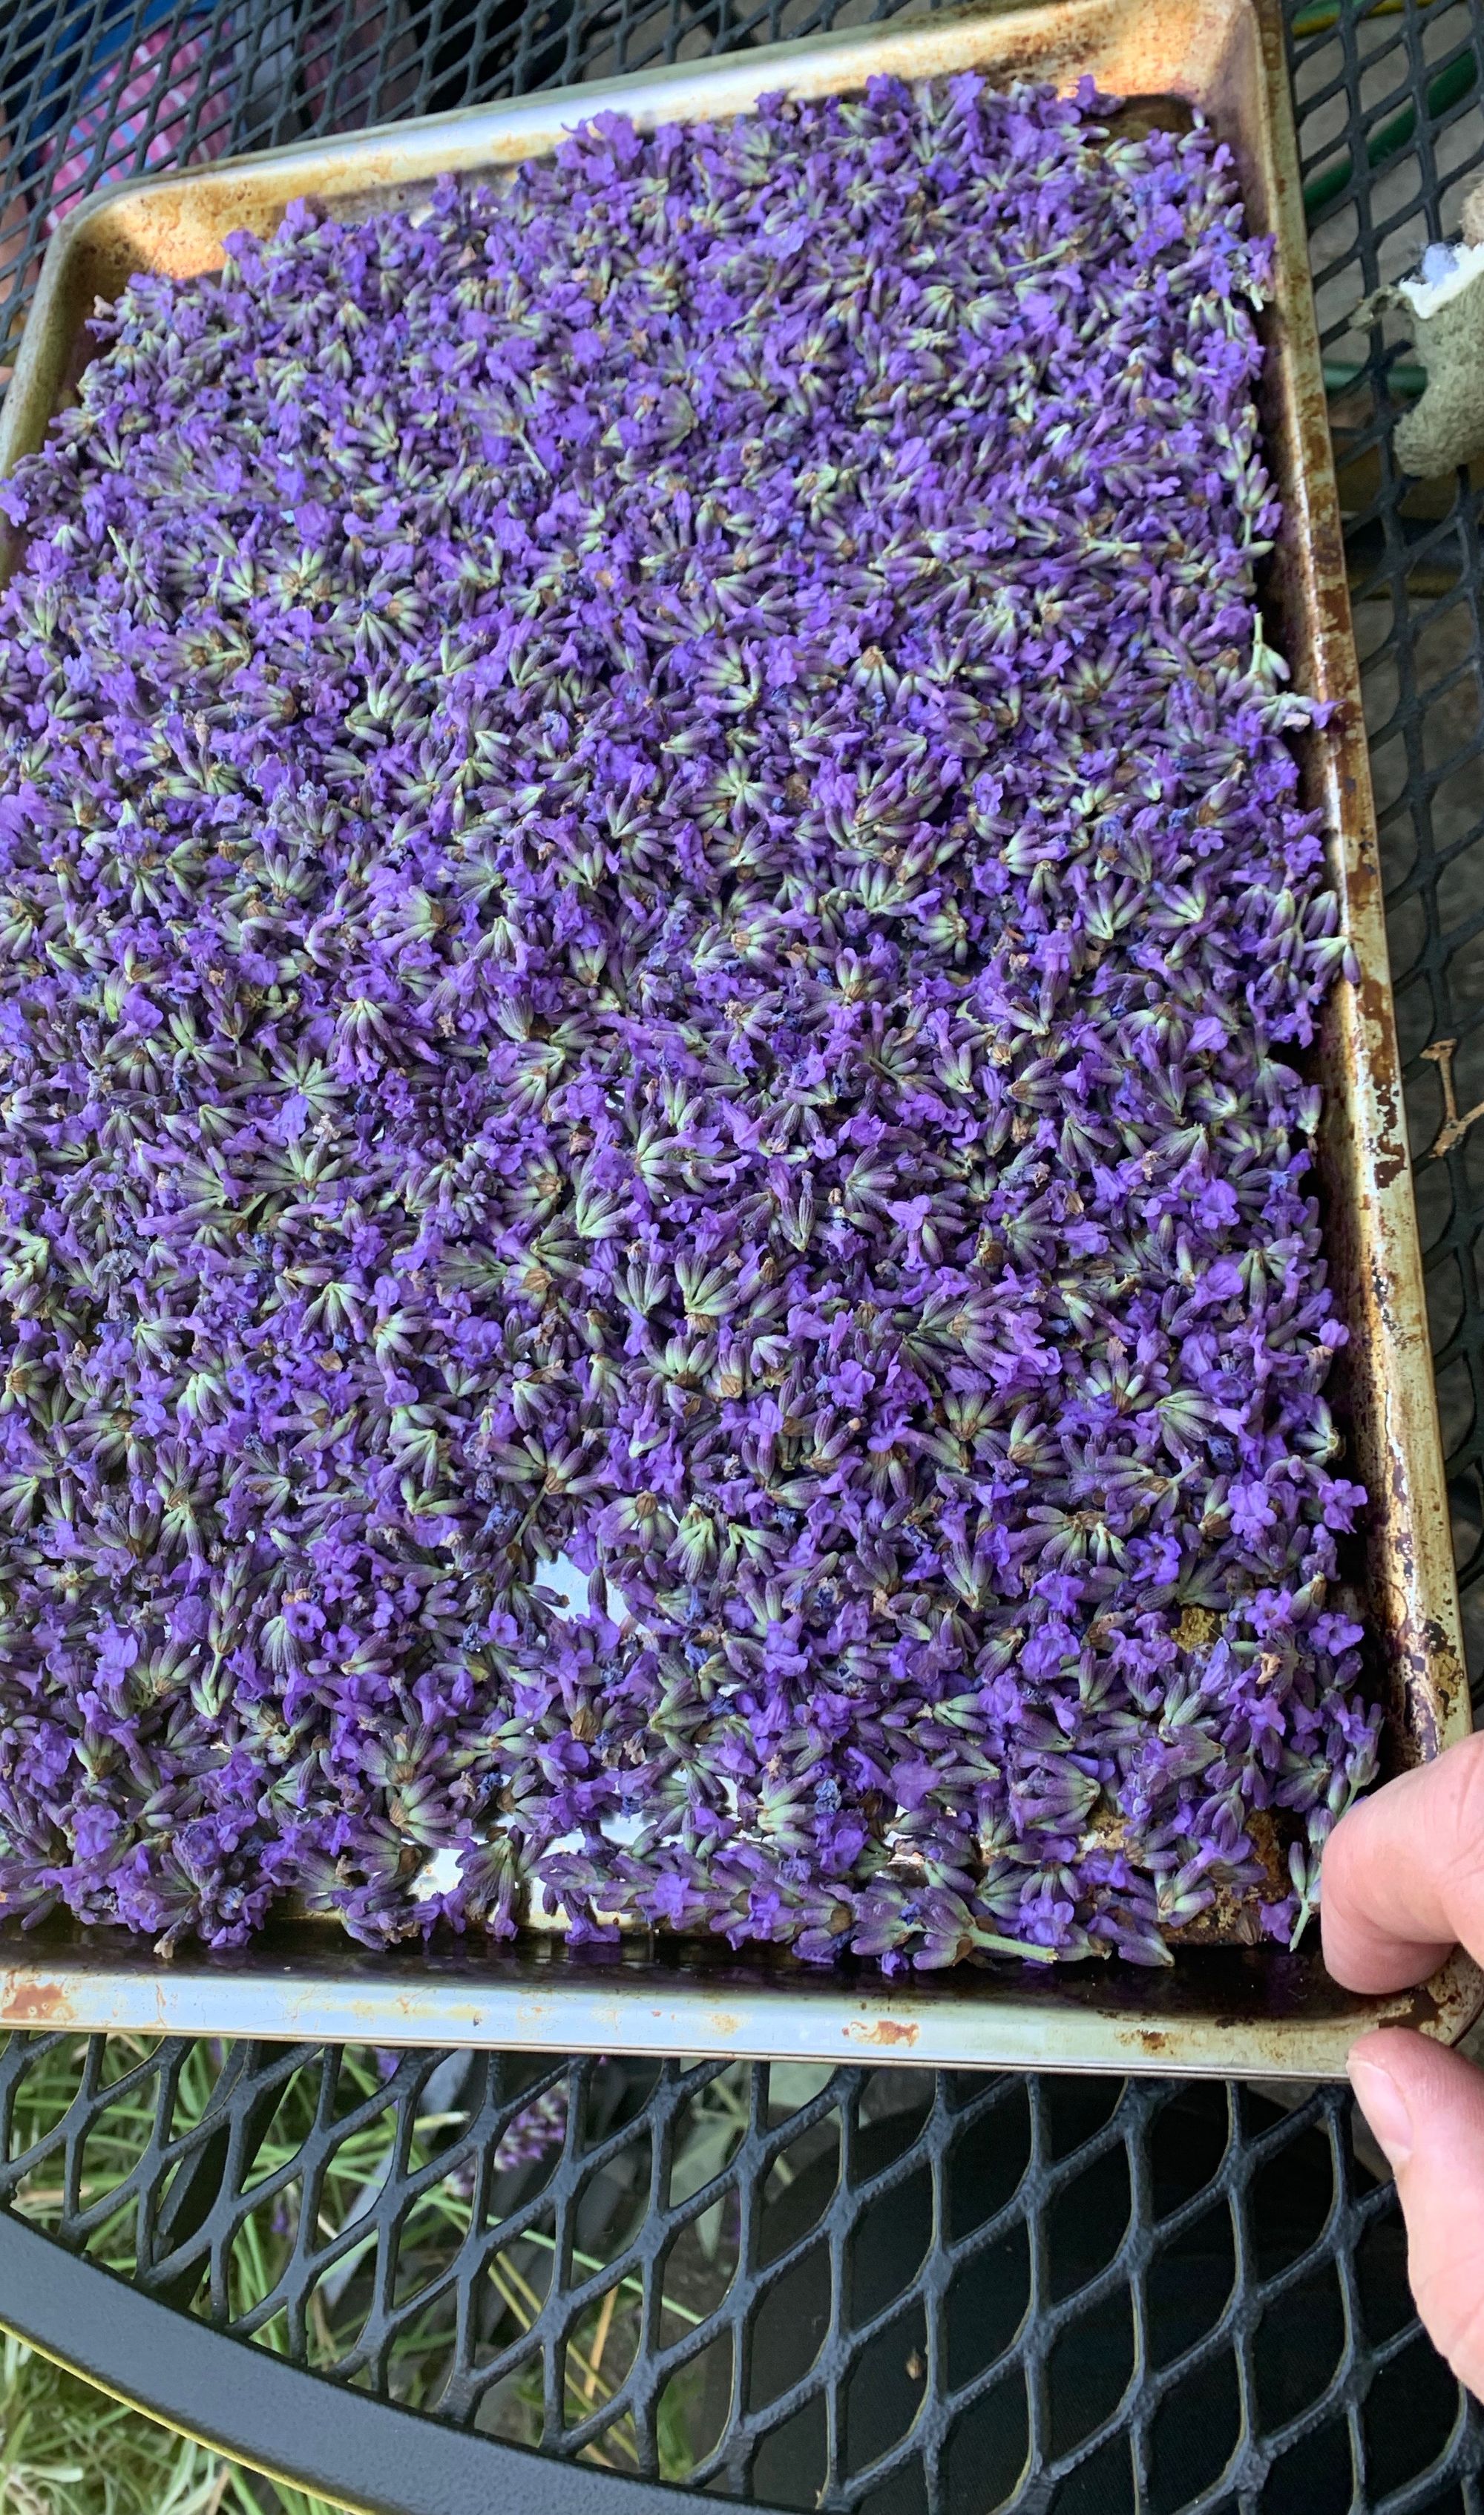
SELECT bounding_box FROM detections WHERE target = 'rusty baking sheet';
[0,0,1475,2075]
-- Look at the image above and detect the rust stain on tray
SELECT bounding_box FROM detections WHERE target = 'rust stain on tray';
[847,2019,921,2050]
[0,1978,75,2025]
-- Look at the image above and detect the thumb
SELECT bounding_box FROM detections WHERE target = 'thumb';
[1349,2027,1484,2391]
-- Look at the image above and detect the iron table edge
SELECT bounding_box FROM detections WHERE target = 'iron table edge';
[0,2206,750,2515]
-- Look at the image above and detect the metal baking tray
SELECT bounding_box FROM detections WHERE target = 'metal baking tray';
[0,0,1475,2076]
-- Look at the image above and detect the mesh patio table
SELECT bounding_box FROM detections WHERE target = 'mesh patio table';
[0,0,1482,2508]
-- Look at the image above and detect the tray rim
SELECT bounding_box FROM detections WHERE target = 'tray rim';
[0,1920,1480,2079]
[0,0,1474,2076]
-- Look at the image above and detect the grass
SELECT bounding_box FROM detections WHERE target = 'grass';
[0,2033,849,2504]
[0,2332,342,2515]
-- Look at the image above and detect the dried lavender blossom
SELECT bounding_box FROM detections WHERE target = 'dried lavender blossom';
[0,75,1376,1971]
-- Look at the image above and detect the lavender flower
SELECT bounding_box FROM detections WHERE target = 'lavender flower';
[0,74,1376,1972]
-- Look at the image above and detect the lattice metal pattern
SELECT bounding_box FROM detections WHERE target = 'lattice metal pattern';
[1292,0,1484,1673]
[0,1,1483,2511]
[1,2035,1478,2513]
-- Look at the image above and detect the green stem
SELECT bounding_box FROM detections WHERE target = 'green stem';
[973,1931,1060,1963]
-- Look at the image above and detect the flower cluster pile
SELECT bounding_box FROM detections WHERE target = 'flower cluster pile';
[0,74,1377,1968]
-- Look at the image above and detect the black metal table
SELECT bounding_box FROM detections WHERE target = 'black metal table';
[0,1,1481,2509]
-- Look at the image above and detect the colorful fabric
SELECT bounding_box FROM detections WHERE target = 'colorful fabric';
[42,14,232,229]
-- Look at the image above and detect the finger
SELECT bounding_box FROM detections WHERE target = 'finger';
[1322,1731,1484,1993]
[1349,2028,1484,2394]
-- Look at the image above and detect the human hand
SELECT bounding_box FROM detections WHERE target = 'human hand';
[1323,1731,1484,2392]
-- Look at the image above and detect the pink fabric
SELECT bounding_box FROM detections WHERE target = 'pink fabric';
[43,19,233,231]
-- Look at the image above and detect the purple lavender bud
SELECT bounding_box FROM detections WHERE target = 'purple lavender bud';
[0,78,1367,1970]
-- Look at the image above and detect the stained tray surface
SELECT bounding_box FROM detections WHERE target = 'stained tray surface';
[0,0,1471,2073]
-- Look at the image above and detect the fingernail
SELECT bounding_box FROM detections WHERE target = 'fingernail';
[1347,2052,1414,2172]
